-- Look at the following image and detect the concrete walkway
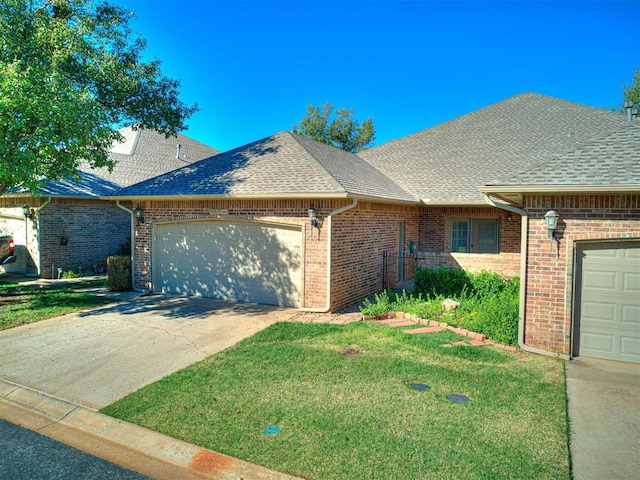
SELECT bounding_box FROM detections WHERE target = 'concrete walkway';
[566,357,640,480]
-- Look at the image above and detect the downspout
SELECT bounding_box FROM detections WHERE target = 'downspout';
[301,198,358,312]
[116,202,142,292]
[35,197,52,276]
[483,194,569,359]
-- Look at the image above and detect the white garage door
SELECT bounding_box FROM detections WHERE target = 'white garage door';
[155,221,302,307]
[575,241,640,363]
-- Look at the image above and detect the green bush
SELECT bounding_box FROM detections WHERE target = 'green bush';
[414,267,471,298]
[61,270,83,279]
[474,277,520,345]
[470,270,508,300]
[106,255,132,292]
[359,290,395,316]
[360,270,521,347]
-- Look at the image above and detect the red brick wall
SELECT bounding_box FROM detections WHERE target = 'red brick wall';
[523,194,640,355]
[1,198,130,277]
[330,201,419,310]
[132,199,329,307]
[132,199,420,312]
[418,206,521,277]
[39,200,131,278]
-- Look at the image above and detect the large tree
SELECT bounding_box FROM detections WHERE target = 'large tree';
[0,0,197,195]
[292,102,375,153]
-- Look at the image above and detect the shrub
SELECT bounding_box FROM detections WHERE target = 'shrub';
[106,255,132,292]
[414,267,471,298]
[474,277,520,345]
[469,270,508,300]
[61,270,83,279]
[359,290,394,316]
[360,270,521,347]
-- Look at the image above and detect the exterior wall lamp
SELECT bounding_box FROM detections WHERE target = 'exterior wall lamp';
[544,209,560,252]
[22,204,34,220]
[308,206,320,235]
[22,204,38,228]
[134,205,145,224]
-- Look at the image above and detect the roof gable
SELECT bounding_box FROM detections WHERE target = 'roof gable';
[113,131,415,202]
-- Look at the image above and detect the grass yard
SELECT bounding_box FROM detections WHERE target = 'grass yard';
[0,280,113,330]
[103,321,570,480]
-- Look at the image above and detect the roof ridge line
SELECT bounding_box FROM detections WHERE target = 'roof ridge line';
[286,131,348,192]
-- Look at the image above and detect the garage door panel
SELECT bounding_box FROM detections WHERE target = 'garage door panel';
[156,222,301,307]
[622,305,640,324]
[583,270,617,291]
[576,241,640,363]
[581,331,614,354]
[621,336,640,359]
[623,272,640,292]
[582,301,617,324]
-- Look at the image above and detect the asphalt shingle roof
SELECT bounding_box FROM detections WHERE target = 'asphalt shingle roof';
[358,92,629,204]
[113,131,415,202]
[29,127,220,197]
[486,120,640,188]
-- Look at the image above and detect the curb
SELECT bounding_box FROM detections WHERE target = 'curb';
[0,379,302,480]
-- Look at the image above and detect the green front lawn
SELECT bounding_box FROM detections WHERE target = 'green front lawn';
[0,280,113,330]
[102,321,570,480]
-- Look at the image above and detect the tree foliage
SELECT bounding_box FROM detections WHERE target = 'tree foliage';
[0,0,197,195]
[292,102,375,153]
[623,67,640,105]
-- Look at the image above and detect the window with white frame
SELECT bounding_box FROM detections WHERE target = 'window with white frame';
[447,218,499,254]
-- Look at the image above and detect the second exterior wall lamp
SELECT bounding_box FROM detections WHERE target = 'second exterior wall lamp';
[134,205,145,224]
[544,209,560,252]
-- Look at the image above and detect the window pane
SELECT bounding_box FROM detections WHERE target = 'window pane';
[452,221,469,253]
[476,220,497,253]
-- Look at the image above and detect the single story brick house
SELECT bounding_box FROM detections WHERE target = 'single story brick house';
[108,92,638,363]
[0,127,218,277]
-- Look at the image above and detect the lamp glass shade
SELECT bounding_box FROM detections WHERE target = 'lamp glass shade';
[544,210,559,230]
[134,206,143,219]
[22,204,30,217]
[308,207,317,220]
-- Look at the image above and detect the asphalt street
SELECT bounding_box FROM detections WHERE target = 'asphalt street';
[0,419,151,479]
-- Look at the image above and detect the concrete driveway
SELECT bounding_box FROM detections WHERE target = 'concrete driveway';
[566,357,640,480]
[0,294,298,409]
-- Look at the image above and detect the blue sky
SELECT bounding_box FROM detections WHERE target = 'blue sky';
[117,0,640,152]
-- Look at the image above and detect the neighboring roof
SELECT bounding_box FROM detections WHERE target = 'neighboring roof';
[358,92,629,205]
[108,131,415,203]
[10,127,220,198]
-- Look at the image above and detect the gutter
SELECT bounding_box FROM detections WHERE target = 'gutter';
[483,194,569,360]
[116,202,144,293]
[35,197,52,276]
[300,198,359,313]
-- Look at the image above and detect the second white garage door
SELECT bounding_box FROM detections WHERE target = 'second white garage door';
[574,241,640,363]
[155,221,302,307]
